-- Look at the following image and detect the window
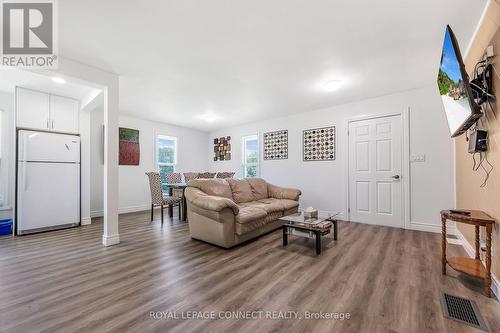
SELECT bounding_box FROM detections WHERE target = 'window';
[156,135,177,183]
[242,135,259,178]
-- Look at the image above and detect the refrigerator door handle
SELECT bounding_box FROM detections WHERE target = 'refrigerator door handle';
[21,163,28,191]
[21,135,29,190]
[22,135,28,162]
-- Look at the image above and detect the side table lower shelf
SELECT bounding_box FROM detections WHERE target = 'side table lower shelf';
[447,257,487,279]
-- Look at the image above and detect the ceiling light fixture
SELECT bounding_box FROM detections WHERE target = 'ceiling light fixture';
[52,77,66,84]
[201,113,217,122]
[323,80,342,92]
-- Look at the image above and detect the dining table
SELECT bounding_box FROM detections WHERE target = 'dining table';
[164,182,188,221]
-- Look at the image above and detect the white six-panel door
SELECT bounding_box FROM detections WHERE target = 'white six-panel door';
[348,115,403,228]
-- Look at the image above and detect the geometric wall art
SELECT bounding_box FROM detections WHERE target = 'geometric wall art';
[263,129,288,160]
[119,127,140,165]
[303,126,335,161]
[214,136,231,161]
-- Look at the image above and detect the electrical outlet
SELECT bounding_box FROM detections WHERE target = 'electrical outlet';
[410,154,426,163]
[486,45,494,59]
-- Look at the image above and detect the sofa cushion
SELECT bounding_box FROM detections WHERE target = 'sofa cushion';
[265,210,284,223]
[185,187,239,214]
[235,217,267,235]
[227,179,254,203]
[235,206,267,224]
[244,200,283,214]
[188,179,233,199]
[278,199,299,211]
[268,183,301,201]
[247,178,269,201]
[256,198,299,211]
[256,198,276,204]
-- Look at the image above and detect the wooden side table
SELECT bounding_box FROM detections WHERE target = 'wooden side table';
[441,210,496,297]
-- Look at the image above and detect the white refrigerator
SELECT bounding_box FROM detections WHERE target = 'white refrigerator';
[17,130,81,234]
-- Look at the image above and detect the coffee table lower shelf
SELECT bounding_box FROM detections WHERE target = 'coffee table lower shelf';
[282,222,337,255]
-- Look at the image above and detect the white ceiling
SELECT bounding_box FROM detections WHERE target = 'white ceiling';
[0,67,101,102]
[58,0,487,131]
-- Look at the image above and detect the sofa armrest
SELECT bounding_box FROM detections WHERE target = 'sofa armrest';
[185,187,239,215]
[267,183,301,201]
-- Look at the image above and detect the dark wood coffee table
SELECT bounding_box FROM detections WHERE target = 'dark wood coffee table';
[279,212,339,255]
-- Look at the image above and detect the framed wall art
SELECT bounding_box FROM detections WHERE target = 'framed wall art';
[119,127,140,165]
[303,126,335,161]
[214,136,231,161]
[263,129,288,160]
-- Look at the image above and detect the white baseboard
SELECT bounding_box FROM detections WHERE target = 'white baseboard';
[90,210,103,218]
[91,204,154,218]
[119,204,152,214]
[410,221,456,235]
[455,228,499,299]
[455,228,476,258]
[81,217,92,225]
[335,212,346,220]
[102,234,120,247]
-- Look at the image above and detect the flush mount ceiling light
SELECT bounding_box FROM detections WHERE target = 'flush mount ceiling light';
[200,113,217,122]
[52,77,66,84]
[323,80,342,91]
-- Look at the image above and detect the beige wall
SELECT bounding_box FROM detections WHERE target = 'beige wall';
[457,1,500,279]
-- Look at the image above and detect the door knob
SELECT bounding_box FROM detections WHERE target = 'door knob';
[392,175,400,180]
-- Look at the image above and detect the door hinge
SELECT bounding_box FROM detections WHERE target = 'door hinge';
[348,208,350,213]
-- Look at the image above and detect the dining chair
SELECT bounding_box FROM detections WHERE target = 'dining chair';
[183,172,199,183]
[166,172,183,198]
[145,172,182,224]
[197,172,216,179]
[216,172,235,179]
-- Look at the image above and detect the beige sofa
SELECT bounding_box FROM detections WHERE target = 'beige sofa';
[184,178,301,248]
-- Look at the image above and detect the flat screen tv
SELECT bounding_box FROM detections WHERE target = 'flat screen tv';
[437,25,482,137]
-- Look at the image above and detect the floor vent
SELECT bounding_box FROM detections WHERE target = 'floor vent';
[440,293,488,331]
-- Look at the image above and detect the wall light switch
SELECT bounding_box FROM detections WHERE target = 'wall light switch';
[410,154,426,163]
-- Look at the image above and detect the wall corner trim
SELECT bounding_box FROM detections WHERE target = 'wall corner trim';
[410,221,456,235]
[464,0,492,59]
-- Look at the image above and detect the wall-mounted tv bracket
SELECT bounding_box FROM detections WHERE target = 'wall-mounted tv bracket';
[471,46,495,105]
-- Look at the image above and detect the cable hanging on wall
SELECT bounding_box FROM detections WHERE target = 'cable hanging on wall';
[468,53,496,188]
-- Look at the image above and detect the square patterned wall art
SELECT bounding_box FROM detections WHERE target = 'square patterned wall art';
[263,130,288,160]
[214,136,231,161]
[303,126,335,161]
[119,127,140,165]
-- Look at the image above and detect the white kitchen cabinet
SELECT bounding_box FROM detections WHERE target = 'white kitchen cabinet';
[16,88,50,131]
[50,95,79,133]
[16,87,80,134]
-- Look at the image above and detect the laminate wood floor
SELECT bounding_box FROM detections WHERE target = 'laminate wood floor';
[0,210,499,333]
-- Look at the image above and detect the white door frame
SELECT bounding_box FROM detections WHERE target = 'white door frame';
[344,108,411,229]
